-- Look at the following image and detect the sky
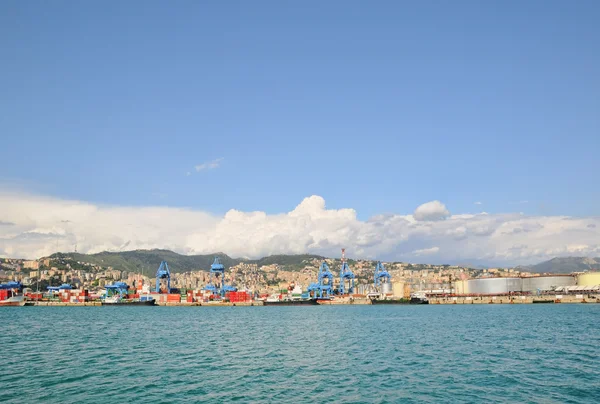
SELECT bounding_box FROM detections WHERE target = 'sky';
[1,1,599,265]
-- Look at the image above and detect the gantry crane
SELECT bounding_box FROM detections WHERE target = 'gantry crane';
[205,256,236,297]
[339,248,355,295]
[374,261,391,290]
[155,261,171,293]
[308,261,334,299]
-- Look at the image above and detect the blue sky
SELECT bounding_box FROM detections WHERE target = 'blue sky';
[1,1,600,263]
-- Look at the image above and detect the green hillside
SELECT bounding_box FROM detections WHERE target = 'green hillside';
[51,249,239,274]
[49,250,324,274]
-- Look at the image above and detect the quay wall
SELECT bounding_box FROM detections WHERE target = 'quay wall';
[429,294,600,305]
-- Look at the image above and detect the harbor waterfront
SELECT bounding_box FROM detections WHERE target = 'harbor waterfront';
[2,305,599,403]
[3,254,600,307]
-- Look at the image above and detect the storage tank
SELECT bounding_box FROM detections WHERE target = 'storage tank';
[454,280,469,294]
[522,275,576,293]
[577,272,600,286]
[392,282,405,298]
[381,283,393,294]
[466,277,522,294]
[357,284,372,295]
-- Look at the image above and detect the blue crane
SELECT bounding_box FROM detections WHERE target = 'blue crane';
[209,256,225,291]
[308,261,334,299]
[155,261,171,293]
[374,261,391,289]
[338,248,355,295]
[339,261,355,295]
[205,257,237,297]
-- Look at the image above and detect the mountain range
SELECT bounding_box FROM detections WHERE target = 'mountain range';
[50,249,325,274]
[518,257,600,274]
[48,249,600,275]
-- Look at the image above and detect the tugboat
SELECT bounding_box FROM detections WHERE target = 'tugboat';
[0,281,26,307]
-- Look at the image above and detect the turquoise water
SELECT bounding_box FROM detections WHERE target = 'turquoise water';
[1,305,599,403]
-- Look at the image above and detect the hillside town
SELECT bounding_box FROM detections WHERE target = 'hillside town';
[0,253,537,295]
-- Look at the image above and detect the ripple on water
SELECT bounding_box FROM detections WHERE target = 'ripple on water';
[1,305,600,403]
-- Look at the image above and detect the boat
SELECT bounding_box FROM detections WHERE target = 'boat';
[101,295,156,306]
[0,282,26,307]
[262,292,318,306]
[370,297,429,305]
[368,292,428,305]
[101,282,156,306]
[263,297,319,306]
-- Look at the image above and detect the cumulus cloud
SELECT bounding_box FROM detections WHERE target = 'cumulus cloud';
[474,201,482,205]
[1,191,600,266]
[413,247,440,256]
[413,201,450,221]
[194,157,224,172]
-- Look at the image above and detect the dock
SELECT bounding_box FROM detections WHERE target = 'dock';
[427,295,600,304]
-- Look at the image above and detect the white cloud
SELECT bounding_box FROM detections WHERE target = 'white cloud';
[413,247,440,256]
[194,158,224,172]
[474,201,482,205]
[1,191,599,266]
[413,200,450,221]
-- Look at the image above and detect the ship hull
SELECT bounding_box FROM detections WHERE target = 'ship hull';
[102,300,156,306]
[371,298,428,305]
[263,299,318,306]
[0,296,26,307]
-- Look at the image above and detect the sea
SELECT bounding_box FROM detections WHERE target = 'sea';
[1,305,599,403]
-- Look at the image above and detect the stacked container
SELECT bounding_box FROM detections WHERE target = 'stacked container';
[228,291,250,302]
[167,293,181,303]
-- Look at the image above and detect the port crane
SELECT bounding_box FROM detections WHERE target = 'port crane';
[308,261,334,299]
[374,261,391,290]
[155,261,171,293]
[205,257,237,297]
[338,248,355,295]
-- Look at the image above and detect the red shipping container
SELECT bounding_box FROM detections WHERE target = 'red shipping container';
[167,294,180,302]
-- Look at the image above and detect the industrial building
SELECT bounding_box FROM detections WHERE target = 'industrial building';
[454,275,576,295]
[453,272,600,296]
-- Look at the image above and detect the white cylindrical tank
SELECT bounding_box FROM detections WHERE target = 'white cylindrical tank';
[466,277,522,294]
[454,280,469,294]
[578,272,600,286]
[522,275,576,292]
[381,283,392,294]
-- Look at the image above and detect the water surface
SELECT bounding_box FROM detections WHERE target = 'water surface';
[1,305,599,403]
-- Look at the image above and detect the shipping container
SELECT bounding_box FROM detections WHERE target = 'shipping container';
[167,294,181,302]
